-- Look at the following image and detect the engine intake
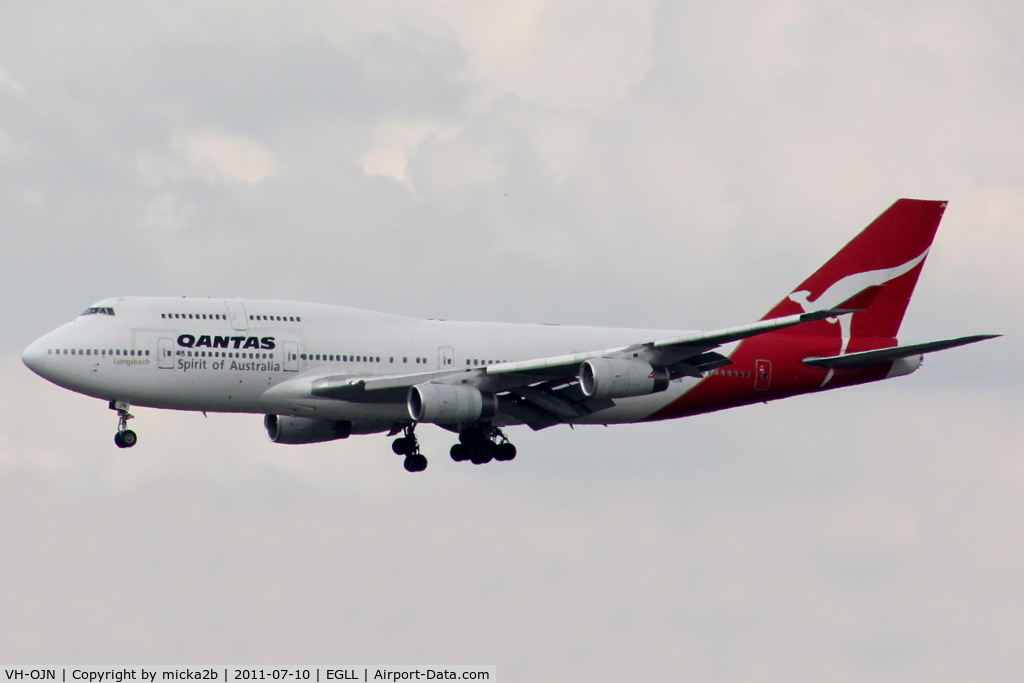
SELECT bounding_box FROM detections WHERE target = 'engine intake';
[579,358,670,398]
[264,414,352,444]
[408,384,498,424]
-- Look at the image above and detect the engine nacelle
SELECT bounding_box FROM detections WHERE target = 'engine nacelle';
[579,358,670,398]
[264,414,352,444]
[408,383,498,424]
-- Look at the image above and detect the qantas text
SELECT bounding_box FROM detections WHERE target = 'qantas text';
[177,334,275,350]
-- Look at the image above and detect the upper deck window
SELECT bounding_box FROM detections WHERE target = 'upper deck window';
[81,307,115,316]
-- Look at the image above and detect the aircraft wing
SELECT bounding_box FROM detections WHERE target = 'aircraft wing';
[303,308,857,430]
[486,307,856,379]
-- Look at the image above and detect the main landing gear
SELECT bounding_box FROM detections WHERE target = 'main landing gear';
[449,426,516,465]
[109,400,137,449]
[392,425,427,473]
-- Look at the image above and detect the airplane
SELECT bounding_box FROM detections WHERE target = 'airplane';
[21,198,998,472]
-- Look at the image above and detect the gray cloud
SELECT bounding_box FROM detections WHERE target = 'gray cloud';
[1,1,1021,679]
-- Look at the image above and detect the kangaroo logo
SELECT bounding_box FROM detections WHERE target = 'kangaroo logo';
[788,248,930,386]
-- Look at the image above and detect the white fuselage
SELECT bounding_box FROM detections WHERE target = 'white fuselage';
[22,297,704,431]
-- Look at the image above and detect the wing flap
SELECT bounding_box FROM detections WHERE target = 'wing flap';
[496,395,563,430]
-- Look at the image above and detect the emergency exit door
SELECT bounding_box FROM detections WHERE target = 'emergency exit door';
[754,359,772,390]
[158,338,174,369]
[283,341,299,372]
[438,346,454,369]
[224,300,248,331]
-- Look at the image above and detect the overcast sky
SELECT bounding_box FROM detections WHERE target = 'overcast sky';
[1,1,1022,680]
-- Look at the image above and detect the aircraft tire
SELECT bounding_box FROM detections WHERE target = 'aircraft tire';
[114,432,126,448]
[404,453,428,472]
[450,443,469,462]
[495,442,517,461]
[120,430,138,448]
[469,442,495,465]
[392,436,412,455]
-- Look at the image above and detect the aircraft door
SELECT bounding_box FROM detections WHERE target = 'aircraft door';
[438,346,454,369]
[283,341,299,372]
[158,338,175,369]
[225,300,249,331]
[754,359,772,390]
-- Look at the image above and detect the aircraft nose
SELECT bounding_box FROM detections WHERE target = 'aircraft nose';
[22,340,47,376]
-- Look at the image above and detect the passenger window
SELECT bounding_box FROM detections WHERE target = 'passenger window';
[296,317,301,322]
[403,357,407,363]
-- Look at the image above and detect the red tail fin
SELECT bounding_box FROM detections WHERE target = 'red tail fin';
[762,198,947,339]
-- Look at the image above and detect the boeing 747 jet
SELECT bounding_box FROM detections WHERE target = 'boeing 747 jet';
[22,199,997,472]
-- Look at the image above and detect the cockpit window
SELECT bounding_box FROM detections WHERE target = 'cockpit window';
[81,307,115,316]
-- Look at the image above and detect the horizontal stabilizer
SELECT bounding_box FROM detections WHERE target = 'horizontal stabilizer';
[803,334,1000,369]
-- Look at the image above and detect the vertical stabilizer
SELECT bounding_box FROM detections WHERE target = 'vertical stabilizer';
[761,198,947,339]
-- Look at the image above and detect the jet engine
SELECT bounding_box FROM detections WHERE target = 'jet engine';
[407,383,498,424]
[579,358,670,399]
[264,414,352,444]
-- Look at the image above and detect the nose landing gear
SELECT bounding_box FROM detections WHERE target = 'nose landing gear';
[450,426,516,465]
[392,425,427,472]
[110,400,137,449]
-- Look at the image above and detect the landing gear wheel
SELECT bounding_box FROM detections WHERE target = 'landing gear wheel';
[495,442,516,461]
[403,453,428,472]
[469,441,495,465]
[114,430,137,449]
[450,443,469,462]
[392,435,416,455]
